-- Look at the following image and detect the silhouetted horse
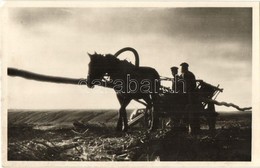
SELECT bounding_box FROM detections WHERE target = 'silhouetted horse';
[86,53,160,131]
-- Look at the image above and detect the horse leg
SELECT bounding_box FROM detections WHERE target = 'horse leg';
[116,113,123,132]
[116,95,131,132]
[143,96,153,129]
[121,99,131,132]
[150,94,160,131]
[116,95,124,131]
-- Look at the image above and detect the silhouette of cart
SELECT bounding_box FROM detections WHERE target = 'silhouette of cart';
[128,79,223,132]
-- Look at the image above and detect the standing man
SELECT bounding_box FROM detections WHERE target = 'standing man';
[180,62,196,93]
[180,62,200,134]
[171,66,185,93]
[170,66,179,93]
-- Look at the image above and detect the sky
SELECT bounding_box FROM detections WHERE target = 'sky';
[6,8,252,111]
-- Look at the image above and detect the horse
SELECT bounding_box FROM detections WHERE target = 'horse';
[86,53,161,132]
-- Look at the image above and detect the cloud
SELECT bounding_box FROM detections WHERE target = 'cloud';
[165,8,252,41]
[10,8,252,42]
[10,8,72,26]
[7,7,252,110]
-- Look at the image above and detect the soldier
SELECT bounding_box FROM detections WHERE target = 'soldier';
[180,62,200,134]
[170,66,179,92]
[170,66,186,130]
[171,66,185,93]
[180,62,196,93]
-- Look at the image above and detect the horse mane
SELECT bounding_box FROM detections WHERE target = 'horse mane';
[90,53,136,69]
[105,54,136,68]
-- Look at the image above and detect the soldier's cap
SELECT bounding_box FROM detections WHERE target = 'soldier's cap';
[180,62,189,68]
[171,66,178,71]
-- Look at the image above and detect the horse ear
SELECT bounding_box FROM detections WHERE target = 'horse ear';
[88,53,93,59]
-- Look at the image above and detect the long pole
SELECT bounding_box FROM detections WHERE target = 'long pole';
[8,67,85,85]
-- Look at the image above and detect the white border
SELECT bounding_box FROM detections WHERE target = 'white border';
[1,1,259,168]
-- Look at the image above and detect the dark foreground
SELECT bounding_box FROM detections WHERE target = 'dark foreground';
[8,109,251,161]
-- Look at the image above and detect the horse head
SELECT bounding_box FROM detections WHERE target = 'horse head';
[87,52,119,88]
[87,52,104,88]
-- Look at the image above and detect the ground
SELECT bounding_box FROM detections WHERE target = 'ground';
[8,109,251,161]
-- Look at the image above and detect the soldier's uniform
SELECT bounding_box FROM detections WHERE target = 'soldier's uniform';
[180,62,200,134]
[171,66,185,93]
[180,64,196,94]
[170,66,179,92]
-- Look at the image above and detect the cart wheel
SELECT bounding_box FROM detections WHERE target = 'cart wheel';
[144,107,154,131]
[145,106,159,131]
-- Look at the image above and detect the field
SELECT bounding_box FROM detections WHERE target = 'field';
[8,109,251,161]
